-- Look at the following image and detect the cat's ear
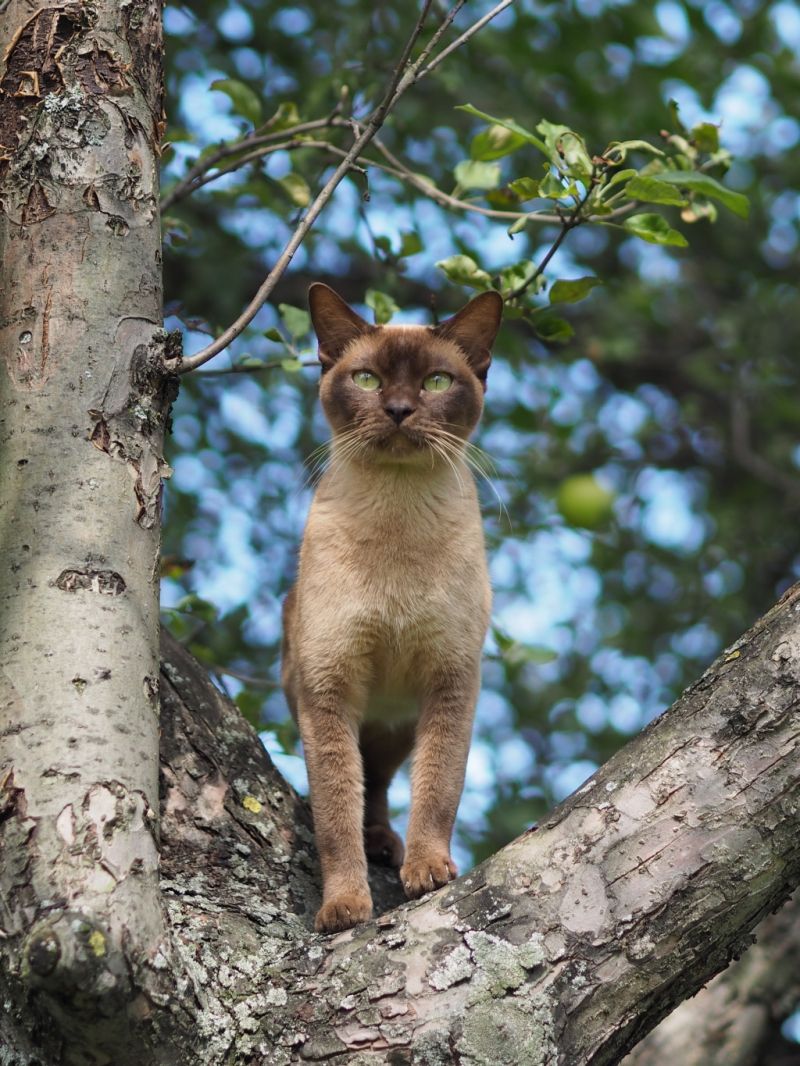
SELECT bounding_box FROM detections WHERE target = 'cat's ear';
[432,290,503,384]
[309,283,373,370]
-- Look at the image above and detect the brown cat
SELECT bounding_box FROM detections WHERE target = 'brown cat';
[282,283,502,933]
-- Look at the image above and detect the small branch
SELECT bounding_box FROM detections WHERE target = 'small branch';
[419,0,512,76]
[211,665,278,689]
[168,0,517,375]
[194,358,320,378]
[161,118,335,211]
[729,392,800,502]
[162,138,327,208]
[507,180,596,301]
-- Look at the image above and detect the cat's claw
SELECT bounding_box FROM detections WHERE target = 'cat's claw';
[315,892,373,933]
[400,852,457,899]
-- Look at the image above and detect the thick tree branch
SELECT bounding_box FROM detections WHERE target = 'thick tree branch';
[624,892,800,1066]
[78,582,799,1064]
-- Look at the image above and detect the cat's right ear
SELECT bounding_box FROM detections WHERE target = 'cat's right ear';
[308,284,373,370]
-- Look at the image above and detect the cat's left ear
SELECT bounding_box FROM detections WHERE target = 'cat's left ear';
[309,283,374,370]
[432,290,503,385]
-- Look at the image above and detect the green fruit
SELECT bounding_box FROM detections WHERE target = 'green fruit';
[556,474,615,530]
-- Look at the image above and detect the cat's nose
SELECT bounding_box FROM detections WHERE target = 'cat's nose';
[385,400,415,424]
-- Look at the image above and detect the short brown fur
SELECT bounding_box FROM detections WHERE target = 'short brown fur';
[282,283,502,933]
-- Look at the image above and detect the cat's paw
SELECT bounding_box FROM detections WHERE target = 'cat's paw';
[364,824,405,867]
[400,851,457,899]
[315,892,373,933]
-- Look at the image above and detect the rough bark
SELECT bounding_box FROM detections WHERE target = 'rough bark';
[159,587,800,1065]
[2,567,800,1062]
[0,1,178,1060]
[623,892,800,1066]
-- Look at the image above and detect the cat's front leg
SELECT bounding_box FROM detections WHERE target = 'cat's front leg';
[401,667,479,899]
[297,693,372,932]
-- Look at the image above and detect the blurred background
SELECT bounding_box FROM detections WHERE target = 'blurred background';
[159,0,799,959]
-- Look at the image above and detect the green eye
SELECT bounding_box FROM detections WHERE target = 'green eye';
[422,372,453,393]
[352,370,380,391]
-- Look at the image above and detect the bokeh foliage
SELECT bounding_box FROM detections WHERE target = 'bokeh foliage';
[161,0,800,867]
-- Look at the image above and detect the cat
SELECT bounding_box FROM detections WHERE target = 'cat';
[281,282,502,933]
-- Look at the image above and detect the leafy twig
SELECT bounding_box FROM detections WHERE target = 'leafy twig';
[166,0,517,375]
[507,180,597,301]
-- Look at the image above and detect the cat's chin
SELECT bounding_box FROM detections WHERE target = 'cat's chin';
[371,429,433,465]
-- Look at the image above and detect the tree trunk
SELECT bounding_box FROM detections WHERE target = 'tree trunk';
[0,1,177,1060]
[2,3,800,1063]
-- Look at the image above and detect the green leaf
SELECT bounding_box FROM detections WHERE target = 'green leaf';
[365,289,399,324]
[508,177,539,201]
[691,122,720,153]
[276,172,311,207]
[549,277,602,305]
[625,176,688,207]
[502,642,558,667]
[603,167,638,191]
[435,254,492,290]
[498,261,539,296]
[623,213,689,247]
[492,627,557,666]
[456,104,548,155]
[656,170,749,218]
[536,119,593,178]
[453,159,501,191]
[399,231,423,258]
[605,139,665,163]
[281,358,303,372]
[210,79,262,126]
[264,327,284,342]
[668,98,688,135]
[470,124,527,161]
[173,594,218,623]
[267,101,301,131]
[278,303,311,338]
[538,171,575,200]
[531,313,574,343]
[507,214,531,236]
[236,690,264,729]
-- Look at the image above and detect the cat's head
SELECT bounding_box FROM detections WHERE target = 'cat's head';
[308,284,502,464]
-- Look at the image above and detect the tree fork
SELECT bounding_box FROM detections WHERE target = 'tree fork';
[0,0,180,1059]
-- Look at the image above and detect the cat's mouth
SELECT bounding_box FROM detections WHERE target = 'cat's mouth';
[372,424,430,457]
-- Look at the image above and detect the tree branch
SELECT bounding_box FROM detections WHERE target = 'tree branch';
[623,892,800,1066]
[113,584,800,1063]
[160,118,337,211]
[730,392,800,503]
[166,0,517,375]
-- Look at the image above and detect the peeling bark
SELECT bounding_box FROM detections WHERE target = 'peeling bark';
[623,892,800,1066]
[0,0,177,1060]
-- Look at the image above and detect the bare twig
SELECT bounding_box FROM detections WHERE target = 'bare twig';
[168,0,517,375]
[420,0,512,76]
[161,118,335,212]
[730,393,800,502]
[162,139,328,208]
[211,666,278,689]
[195,358,320,378]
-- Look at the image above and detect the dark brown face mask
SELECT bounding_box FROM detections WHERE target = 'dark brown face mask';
[309,284,503,454]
